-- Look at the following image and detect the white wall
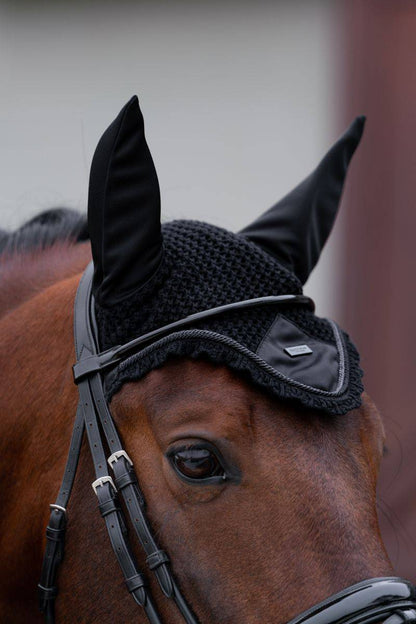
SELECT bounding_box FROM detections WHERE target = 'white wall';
[0,0,342,316]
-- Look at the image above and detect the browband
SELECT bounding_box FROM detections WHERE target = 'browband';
[73,263,315,382]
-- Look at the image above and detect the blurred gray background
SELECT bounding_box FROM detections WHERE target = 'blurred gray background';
[0,0,339,315]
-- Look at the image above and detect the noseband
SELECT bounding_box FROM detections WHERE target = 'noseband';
[38,263,416,623]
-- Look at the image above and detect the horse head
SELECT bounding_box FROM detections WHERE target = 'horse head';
[1,97,415,623]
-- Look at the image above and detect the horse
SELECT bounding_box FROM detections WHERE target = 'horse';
[1,97,415,623]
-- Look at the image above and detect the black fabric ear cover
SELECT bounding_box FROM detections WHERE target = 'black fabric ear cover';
[88,96,163,306]
[240,117,365,284]
[89,101,365,416]
[96,220,364,416]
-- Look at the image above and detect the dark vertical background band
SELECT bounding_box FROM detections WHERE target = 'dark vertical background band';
[341,0,416,581]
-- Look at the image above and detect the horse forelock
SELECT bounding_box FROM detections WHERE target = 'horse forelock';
[0,208,88,256]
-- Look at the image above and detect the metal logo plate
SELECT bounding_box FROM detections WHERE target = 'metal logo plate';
[284,344,313,358]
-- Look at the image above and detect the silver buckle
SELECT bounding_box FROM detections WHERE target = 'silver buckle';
[91,476,116,495]
[108,450,133,468]
[49,503,67,519]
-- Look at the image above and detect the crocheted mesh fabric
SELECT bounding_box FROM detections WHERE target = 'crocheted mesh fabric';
[96,220,363,415]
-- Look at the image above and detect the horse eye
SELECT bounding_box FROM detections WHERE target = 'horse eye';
[170,447,226,483]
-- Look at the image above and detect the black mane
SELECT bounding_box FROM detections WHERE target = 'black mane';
[0,208,88,256]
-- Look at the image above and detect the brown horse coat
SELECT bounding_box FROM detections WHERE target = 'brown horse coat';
[0,242,393,623]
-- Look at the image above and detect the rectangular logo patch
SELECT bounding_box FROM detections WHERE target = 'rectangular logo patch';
[284,344,313,358]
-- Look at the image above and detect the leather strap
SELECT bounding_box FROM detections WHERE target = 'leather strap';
[39,266,163,624]
[73,292,314,382]
[38,404,84,621]
[287,577,416,624]
[73,266,164,623]
[81,265,198,623]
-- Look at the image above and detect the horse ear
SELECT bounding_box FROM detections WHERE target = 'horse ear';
[239,117,365,284]
[88,96,163,306]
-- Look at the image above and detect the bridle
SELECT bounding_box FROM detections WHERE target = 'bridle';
[38,263,416,623]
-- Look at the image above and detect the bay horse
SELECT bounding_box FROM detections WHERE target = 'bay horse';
[1,97,415,623]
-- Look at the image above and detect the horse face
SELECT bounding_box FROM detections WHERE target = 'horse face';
[111,359,391,622]
[0,98,411,623]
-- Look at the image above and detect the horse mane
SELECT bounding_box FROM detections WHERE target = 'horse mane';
[0,207,88,256]
[0,208,91,317]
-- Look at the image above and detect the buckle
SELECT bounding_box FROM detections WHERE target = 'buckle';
[108,450,133,468]
[49,504,67,520]
[91,476,116,495]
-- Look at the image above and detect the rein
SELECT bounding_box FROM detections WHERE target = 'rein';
[38,263,416,623]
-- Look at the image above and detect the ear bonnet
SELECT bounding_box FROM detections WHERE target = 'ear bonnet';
[89,96,364,415]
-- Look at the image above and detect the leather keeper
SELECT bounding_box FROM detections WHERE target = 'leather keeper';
[46,526,66,542]
[38,583,58,611]
[146,550,170,570]
[98,497,120,518]
[114,470,138,491]
[125,573,147,593]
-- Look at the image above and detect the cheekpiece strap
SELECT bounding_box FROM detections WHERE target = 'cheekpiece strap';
[39,263,198,624]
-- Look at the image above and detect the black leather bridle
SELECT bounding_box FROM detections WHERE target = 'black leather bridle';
[38,263,416,623]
